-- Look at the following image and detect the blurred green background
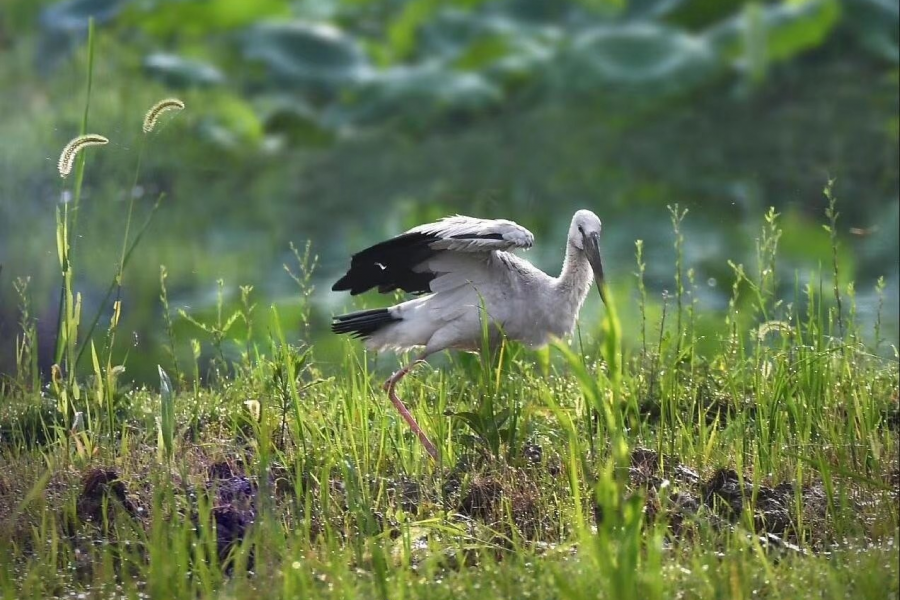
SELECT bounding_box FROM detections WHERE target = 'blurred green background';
[0,0,897,383]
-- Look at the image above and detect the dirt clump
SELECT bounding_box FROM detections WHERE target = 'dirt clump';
[455,469,547,543]
[76,468,136,525]
[204,462,258,563]
[627,448,827,546]
[460,476,503,520]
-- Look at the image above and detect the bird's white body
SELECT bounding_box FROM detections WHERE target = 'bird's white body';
[370,246,594,353]
[334,210,604,357]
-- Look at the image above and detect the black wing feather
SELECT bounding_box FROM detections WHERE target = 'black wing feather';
[332,230,515,297]
[331,308,399,338]
[332,232,439,296]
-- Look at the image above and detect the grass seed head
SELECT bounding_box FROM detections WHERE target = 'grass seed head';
[143,98,185,134]
[57,134,109,178]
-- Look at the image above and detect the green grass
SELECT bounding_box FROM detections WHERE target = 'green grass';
[0,29,897,600]
[1,181,898,597]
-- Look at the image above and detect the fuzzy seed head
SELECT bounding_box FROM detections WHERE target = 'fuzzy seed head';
[57,134,109,178]
[143,98,185,134]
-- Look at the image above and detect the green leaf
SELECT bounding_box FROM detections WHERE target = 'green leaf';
[40,0,128,32]
[157,365,175,462]
[452,411,486,437]
[845,0,900,63]
[125,0,290,38]
[327,64,501,127]
[492,408,511,431]
[386,0,440,62]
[257,95,333,145]
[453,35,512,71]
[706,0,840,66]
[143,53,224,88]
[557,23,717,96]
[242,21,373,95]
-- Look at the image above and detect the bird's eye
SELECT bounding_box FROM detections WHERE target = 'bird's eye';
[577,225,584,235]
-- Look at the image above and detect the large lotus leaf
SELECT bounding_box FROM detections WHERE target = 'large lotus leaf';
[457,33,554,71]
[418,9,560,87]
[326,64,502,128]
[36,0,131,72]
[420,9,560,59]
[418,10,484,58]
[123,0,290,38]
[450,16,559,83]
[384,0,444,62]
[845,0,899,63]
[660,0,746,30]
[620,0,689,21]
[196,95,264,150]
[485,0,581,24]
[705,0,840,66]
[39,0,130,32]
[256,96,334,146]
[143,53,225,88]
[556,23,717,94]
[242,21,374,94]
[463,35,557,86]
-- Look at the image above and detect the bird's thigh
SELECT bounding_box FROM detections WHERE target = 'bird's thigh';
[424,314,497,353]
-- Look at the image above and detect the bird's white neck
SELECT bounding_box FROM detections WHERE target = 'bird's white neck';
[555,242,594,309]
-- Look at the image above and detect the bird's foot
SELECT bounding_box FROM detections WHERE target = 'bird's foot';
[382,360,423,392]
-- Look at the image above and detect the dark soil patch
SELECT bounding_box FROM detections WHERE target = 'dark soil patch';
[701,468,795,534]
[626,448,837,550]
[204,462,258,563]
[388,477,423,513]
[459,476,504,521]
[76,468,136,525]
[456,470,546,543]
[522,443,543,465]
[207,460,243,481]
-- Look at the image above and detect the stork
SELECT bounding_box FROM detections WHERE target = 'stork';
[331,210,607,459]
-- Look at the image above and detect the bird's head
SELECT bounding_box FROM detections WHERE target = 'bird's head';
[569,209,608,306]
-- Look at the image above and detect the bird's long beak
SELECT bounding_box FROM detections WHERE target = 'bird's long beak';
[584,231,608,307]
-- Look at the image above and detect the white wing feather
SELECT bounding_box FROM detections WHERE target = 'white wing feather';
[407,215,534,253]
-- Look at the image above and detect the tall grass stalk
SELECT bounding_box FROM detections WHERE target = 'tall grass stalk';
[157,365,175,462]
[635,239,648,367]
[53,19,95,370]
[159,265,182,383]
[873,276,886,351]
[99,98,184,366]
[668,204,688,352]
[75,194,164,369]
[78,98,185,370]
[823,179,844,341]
[13,277,38,391]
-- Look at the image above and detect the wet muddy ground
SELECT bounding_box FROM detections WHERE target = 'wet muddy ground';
[19,441,889,571]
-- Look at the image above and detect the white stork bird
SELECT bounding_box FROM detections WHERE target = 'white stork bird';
[331,210,607,459]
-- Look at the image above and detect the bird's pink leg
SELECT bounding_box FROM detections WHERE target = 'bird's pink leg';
[382,358,438,460]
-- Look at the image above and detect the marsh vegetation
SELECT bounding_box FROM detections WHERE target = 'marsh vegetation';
[0,1,898,598]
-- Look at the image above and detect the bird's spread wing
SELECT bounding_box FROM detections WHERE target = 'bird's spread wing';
[407,216,534,252]
[332,215,534,296]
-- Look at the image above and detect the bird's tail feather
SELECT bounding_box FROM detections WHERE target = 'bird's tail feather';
[331,308,400,339]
